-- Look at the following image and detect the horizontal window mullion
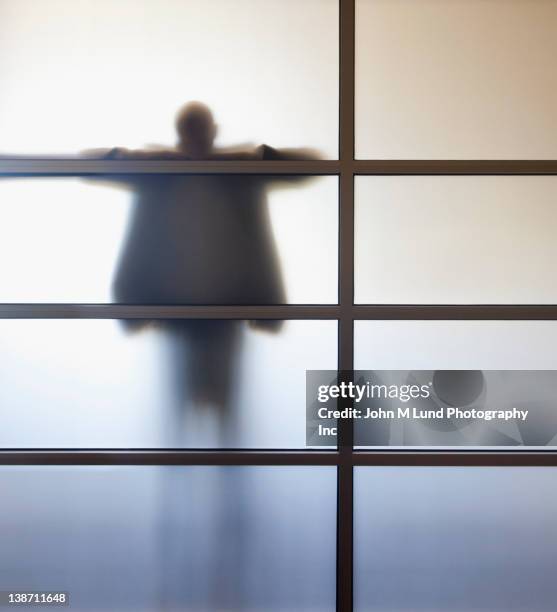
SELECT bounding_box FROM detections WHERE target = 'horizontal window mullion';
[4,160,557,176]
[4,305,557,320]
[0,450,340,466]
[0,159,340,175]
[1,450,556,466]
[354,450,557,467]
[0,304,341,319]
[353,305,557,320]
[354,160,557,175]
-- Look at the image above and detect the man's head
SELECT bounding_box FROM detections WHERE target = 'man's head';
[175,101,217,158]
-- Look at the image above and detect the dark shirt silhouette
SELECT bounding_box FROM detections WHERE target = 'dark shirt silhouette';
[112,171,285,307]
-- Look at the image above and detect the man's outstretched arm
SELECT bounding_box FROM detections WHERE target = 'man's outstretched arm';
[79,147,190,188]
[256,144,322,161]
[252,144,323,187]
[81,147,186,160]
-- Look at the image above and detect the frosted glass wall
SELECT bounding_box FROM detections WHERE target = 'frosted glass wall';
[0,0,338,157]
[0,466,336,611]
[0,320,336,448]
[356,0,557,158]
[356,177,557,304]
[355,321,557,448]
[0,176,337,303]
[355,467,557,611]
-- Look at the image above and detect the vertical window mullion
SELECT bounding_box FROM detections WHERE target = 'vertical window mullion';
[337,1,356,611]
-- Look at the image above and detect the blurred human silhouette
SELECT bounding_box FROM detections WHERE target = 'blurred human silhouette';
[85,101,319,438]
[88,103,321,609]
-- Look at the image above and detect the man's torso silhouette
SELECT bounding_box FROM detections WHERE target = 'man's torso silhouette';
[113,171,284,306]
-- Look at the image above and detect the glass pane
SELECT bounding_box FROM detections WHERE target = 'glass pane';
[356,0,557,159]
[355,467,557,611]
[355,176,557,304]
[355,320,557,369]
[355,321,557,447]
[0,319,336,448]
[0,175,337,303]
[0,0,338,158]
[0,466,336,611]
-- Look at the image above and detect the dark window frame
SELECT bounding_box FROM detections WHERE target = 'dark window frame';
[2,1,557,610]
